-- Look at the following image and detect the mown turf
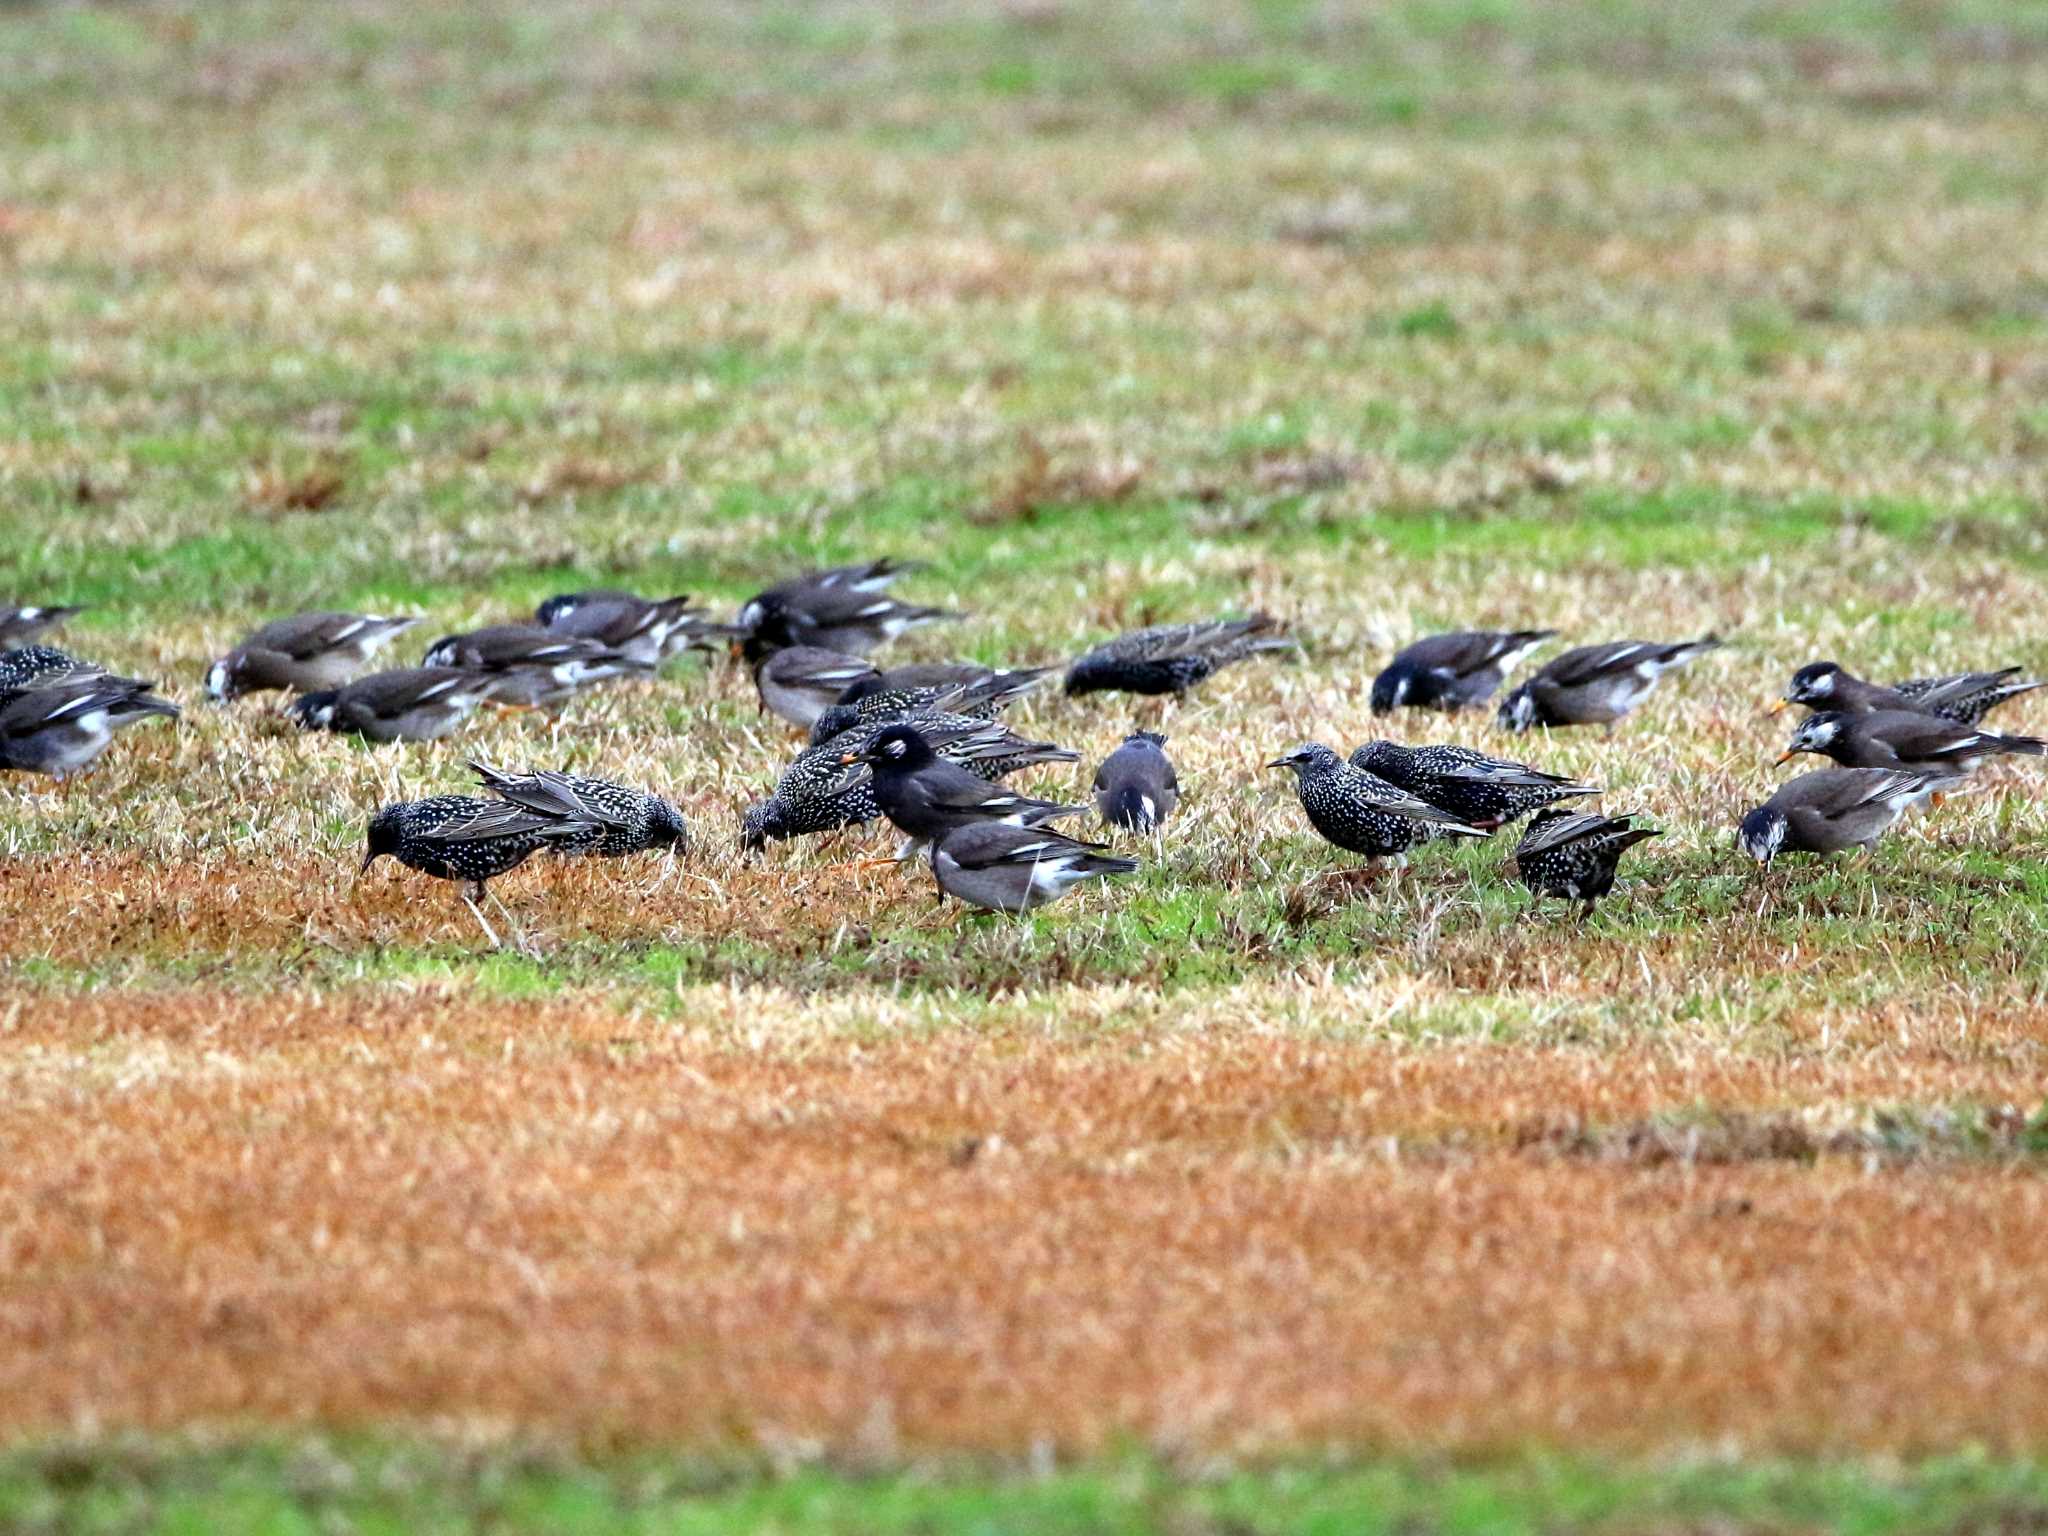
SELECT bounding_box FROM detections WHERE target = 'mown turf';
[3,0,2047,1484]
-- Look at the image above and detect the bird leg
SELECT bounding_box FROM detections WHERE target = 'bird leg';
[462,885,504,950]
[1578,900,1597,925]
[486,888,539,960]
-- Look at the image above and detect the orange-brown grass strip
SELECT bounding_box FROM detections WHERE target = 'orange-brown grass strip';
[2,992,2044,1457]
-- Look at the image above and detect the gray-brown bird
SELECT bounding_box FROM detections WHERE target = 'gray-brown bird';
[1496,636,1722,732]
[1737,768,1954,866]
[1777,710,2045,775]
[207,611,419,700]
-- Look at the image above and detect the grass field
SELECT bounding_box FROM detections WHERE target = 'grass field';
[4,0,2048,1528]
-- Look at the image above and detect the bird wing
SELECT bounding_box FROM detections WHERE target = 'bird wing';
[431,797,598,844]
[1346,768,1490,827]
[1514,812,1628,857]
[470,762,634,831]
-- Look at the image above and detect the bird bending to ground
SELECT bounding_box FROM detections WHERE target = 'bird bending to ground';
[470,761,688,858]
[1064,613,1293,697]
[929,823,1138,914]
[1496,635,1722,732]
[1093,730,1179,833]
[0,676,178,779]
[1737,768,1954,866]
[1370,629,1554,714]
[206,611,419,700]
[1509,810,1660,919]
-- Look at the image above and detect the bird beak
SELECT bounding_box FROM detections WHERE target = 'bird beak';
[1772,749,1796,765]
[359,851,379,874]
[1766,698,1789,716]
[1263,757,1292,770]
[838,751,864,767]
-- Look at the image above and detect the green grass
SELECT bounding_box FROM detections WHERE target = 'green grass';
[4,1443,2047,1536]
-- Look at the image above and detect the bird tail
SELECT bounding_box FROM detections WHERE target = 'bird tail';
[1988,732,2047,757]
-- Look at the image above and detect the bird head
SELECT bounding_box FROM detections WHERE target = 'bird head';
[1369,663,1415,715]
[288,691,338,730]
[534,592,589,628]
[645,797,690,851]
[1774,661,1842,715]
[203,654,244,701]
[808,703,863,747]
[1265,743,1337,776]
[1736,805,1787,866]
[1777,712,1843,765]
[1495,686,1537,734]
[360,806,403,873]
[843,724,935,772]
[739,800,786,854]
[420,635,460,668]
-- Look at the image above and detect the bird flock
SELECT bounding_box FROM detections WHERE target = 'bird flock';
[1,569,2041,946]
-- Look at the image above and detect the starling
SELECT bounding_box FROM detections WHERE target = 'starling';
[206,611,419,700]
[805,667,1050,747]
[0,604,85,646]
[422,625,650,706]
[1737,768,1954,866]
[360,794,599,949]
[843,723,1086,854]
[0,645,106,692]
[1496,635,1722,732]
[1510,809,1661,919]
[535,589,735,667]
[1347,740,1598,831]
[1776,709,2046,774]
[736,558,958,658]
[929,823,1139,914]
[1065,613,1293,697]
[838,660,1010,703]
[752,646,885,729]
[1370,629,1556,714]
[1092,730,1179,832]
[289,667,503,743]
[742,714,1078,851]
[1771,661,2043,728]
[0,676,179,778]
[1266,742,1489,865]
[471,760,688,858]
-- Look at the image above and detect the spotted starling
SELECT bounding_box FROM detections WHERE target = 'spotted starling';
[1092,730,1179,832]
[360,794,597,901]
[736,559,958,658]
[535,590,735,667]
[289,667,503,743]
[929,823,1139,914]
[0,645,105,692]
[843,723,1085,853]
[1771,661,2043,728]
[470,761,688,857]
[1776,709,2046,774]
[0,604,85,646]
[805,667,1049,747]
[207,612,419,700]
[1510,809,1661,918]
[1737,768,1954,866]
[1065,613,1293,697]
[1370,629,1555,714]
[742,714,1078,851]
[1267,742,1489,864]
[0,676,179,778]
[1347,740,1598,831]
[1496,635,1722,732]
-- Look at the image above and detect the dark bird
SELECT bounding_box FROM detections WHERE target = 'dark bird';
[1370,629,1555,714]
[838,661,1010,704]
[0,604,85,646]
[1496,635,1722,732]
[1065,613,1293,697]
[360,795,596,948]
[0,645,106,692]
[1266,742,1489,866]
[742,715,1078,851]
[1510,810,1661,919]
[929,823,1138,914]
[206,611,419,700]
[737,559,958,658]
[422,625,648,706]
[535,590,734,668]
[842,723,1086,855]
[1092,730,1179,832]
[470,761,688,858]
[289,667,503,743]
[1771,661,2043,728]
[1737,768,1954,866]
[751,646,886,730]
[1347,740,1597,831]
[1776,710,2046,774]
[0,676,179,779]
[805,668,1049,747]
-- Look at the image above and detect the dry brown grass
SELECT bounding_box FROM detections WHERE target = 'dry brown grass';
[2,991,2044,1457]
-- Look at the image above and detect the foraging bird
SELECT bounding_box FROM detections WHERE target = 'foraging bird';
[1496,636,1722,732]
[1347,740,1597,831]
[360,794,597,950]
[422,625,648,706]
[1776,710,2046,774]
[1092,730,1179,832]
[1370,629,1555,714]
[929,822,1139,915]
[0,676,178,778]
[206,611,419,700]
[470,761,688,858]
[0,645,105,692]
[1510,810,1661,919]
[737,559,957,658]
[535,590,733,667]
[0,604,85,646]
[805,668,1049,747]
[742,715,1078,851]
[838,661,1011,704]
[1267,742,1489,865]
[751,646,887,730]
[1737,768,1955,866]
[842,723,1086,854]
[289,667,503,743]
[1065,613,1293,697]
[1771,662,2043,728]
